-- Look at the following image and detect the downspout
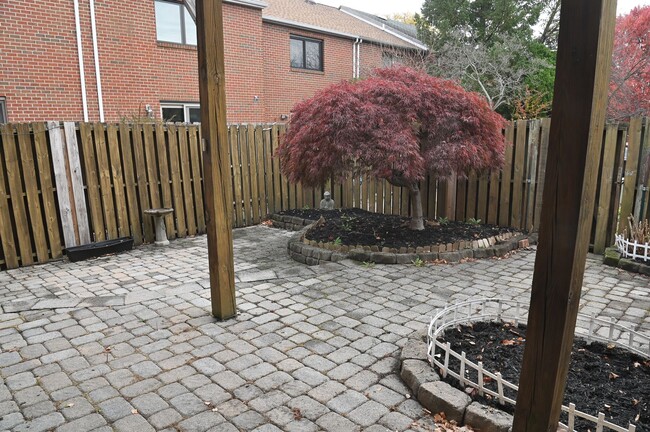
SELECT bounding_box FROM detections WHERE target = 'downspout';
[89,0,105,122]
[73,0,89,122]
[356,39,363,78]
[352,38,359,78]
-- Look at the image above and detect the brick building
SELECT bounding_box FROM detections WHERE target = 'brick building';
[0,0,425,123]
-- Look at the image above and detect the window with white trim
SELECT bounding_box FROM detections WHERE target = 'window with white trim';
[155,0,197,45]
[0,98,6,124]
[161,103,200,123]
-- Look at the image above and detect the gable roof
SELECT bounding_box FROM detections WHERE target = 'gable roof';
[339,6,426,50]
[261,0,425,50]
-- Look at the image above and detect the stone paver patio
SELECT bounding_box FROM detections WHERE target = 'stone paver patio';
[0,225,648,431]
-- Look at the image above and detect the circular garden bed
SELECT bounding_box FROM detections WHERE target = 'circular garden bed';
[270,209,534,265]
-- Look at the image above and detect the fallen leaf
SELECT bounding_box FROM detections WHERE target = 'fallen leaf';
[292,407,302,421]
[66,403,74,408]
[607,343,616,349]
[212,407,219,412]
[632,399,639,406]
[633,361,641,368]
[609,372,619,380]
[501,339,516,346]
[204,401,211,406]
[131,409,138,414]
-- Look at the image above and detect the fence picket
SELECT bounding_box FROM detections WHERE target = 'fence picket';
[155,123,174,238]
[254,126,268,218]
[94,122,117,239]
[511,120,527,230]
[487,170,499,225]
[618,117,643,233]
[166,125,185,238]
[525,119,540,231]
[633,118,650,219]
[49,122,77,250]
[533,118,551,231]
[188,126,205,233]
[271,125,283,213]
[238,125,252,225]
[79,122,105,242]
[0,125,19,268]
[594,125,620,253]
[107,124,129,238]
[119,122,143,245]
[33,123,62,258]
[64,122,91,245]
[278,126,290,211]
[178,125,197,235]
[17,124,48,262]
[499,124,515,227]
[132,124,155,241]
[247,125,261,223]
[477,174,489,222]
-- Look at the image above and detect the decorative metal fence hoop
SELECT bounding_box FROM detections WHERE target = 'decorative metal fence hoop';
[615,234,650,262]
[427,299,648,432]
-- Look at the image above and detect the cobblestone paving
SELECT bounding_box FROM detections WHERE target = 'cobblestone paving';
[0,226,648,431]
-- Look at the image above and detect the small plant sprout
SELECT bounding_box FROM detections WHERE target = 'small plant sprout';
[302,205,310,210]
[468,218,482,225]
[333,237,342,246]
[412,257,425,267]
[362,261,375,268]
[438,217,449,225]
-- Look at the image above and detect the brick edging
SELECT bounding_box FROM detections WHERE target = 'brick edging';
[603,247,650,276]
[276,214,537,266]
[400,331,514,432]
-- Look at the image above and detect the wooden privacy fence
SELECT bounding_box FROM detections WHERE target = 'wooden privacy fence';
[1,118,649,269]
[0,121,208,269]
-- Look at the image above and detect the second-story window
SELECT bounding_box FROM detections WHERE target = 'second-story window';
[290,35,323,71]
[0,98,6,124]
[155,0,197,46]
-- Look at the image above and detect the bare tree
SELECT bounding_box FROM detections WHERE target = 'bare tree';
[434,35,548,111]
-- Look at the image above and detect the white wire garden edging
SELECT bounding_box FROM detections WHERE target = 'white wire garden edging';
[615,234,650,262]
[427,298,649,432]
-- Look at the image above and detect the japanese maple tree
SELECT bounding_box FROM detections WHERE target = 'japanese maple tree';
[608,6,650,120]
[277,67,506,230]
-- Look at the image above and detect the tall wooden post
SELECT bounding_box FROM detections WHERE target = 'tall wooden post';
[513,1,616,430]
[195,0,237,320]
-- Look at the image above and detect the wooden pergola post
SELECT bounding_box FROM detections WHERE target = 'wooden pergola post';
[195,0,237,320]
[513,0,616,430]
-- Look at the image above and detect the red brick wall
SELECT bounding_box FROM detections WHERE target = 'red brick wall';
[0,1,396,123]
[261,23,354,122]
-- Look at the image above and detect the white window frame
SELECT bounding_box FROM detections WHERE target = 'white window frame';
[155,0,196,46]
[160,102,200,123]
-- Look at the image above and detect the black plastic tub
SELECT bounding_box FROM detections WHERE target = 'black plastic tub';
[64,237,134,262]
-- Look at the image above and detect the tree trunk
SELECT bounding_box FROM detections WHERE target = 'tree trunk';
[409,184,425,230]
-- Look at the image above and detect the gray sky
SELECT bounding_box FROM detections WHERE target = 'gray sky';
[315,0,650,17]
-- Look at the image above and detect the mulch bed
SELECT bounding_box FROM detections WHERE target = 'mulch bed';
[439,322,649,431]
[276,208,512,249]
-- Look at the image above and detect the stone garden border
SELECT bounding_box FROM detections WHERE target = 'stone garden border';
[603,246,650,276]
[398,299,648,432]
[273,213,537,266]
[400,329,515,432]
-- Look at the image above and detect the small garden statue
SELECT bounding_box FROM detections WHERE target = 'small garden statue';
[320,191,334,210]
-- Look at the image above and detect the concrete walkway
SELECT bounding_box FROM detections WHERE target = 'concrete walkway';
[0,226,648,432]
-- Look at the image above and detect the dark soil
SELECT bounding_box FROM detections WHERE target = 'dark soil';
[276,208,512,249]
[439,322,650,431]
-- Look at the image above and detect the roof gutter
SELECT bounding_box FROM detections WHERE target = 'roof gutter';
[263,16,413,50]
[339,8,429,51]
[184,0,267,21]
